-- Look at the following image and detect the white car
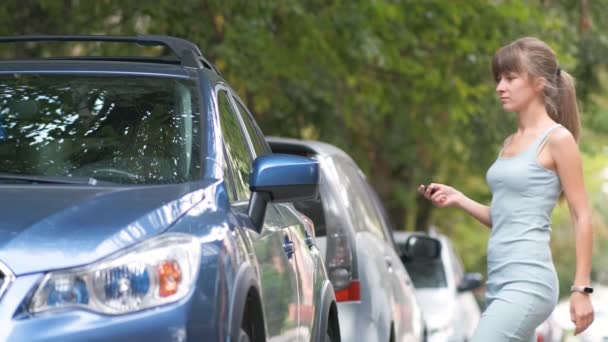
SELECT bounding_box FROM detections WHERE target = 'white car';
[394,232,483,342]
[268,137,442,342]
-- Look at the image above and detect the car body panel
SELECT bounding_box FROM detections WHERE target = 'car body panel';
[0,181,215,275]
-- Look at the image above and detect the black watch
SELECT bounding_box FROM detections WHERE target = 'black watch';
[570,285,594,294]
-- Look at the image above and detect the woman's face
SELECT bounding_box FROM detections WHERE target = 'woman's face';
[495,71,542,113]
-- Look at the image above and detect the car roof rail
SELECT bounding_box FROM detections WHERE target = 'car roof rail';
[0,35,221,75]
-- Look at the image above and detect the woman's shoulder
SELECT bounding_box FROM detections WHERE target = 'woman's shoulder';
[547,125,577,152]
[501,134,514,146]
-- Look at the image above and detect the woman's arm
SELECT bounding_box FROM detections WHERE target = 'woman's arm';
[418,184,492,228]
[458,195,492,228]
[551,128,594,335]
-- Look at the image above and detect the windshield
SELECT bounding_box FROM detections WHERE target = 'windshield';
[402,257,448,288]
[0,74,201,185]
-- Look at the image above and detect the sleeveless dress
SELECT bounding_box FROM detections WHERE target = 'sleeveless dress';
[471,124,563,342]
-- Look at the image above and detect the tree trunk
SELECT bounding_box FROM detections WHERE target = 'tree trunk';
[579,0,591,33]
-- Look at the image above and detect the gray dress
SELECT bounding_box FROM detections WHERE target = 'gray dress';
[471,124,563,341]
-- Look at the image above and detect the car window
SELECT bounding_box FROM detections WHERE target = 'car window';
[336,159,389,242]
[0,74,201,184]
[232,96,269,156]
[402,256,448,288]
[217,90,252,201]
[360,176,395,244]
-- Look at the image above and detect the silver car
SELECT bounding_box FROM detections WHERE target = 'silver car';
[268,137,441,342]
[394,232,483,342]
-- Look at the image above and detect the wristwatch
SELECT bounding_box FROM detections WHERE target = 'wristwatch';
[570,285,594,294]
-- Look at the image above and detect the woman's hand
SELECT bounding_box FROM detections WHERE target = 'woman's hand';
[417,183,464,208]
[570,292,594,335]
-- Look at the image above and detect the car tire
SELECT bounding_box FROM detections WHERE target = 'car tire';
[325,321,336,342]
[238,328,251,342]
[325,332,331,342]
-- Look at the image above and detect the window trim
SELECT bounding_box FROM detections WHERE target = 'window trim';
[214,84,255,203]
[215,84,258,159]
[231,94,272,155]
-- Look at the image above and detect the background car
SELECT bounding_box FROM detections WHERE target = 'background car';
[268,137,441,342]
[535,318,555,342]
[0,35,339,342]
[394,231,483,342]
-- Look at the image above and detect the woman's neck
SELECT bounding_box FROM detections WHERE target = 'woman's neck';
[515,99,555,133]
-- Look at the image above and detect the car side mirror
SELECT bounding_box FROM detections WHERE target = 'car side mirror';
[248,154,319,232]
[457,272,484,293]
[400,235,441,260]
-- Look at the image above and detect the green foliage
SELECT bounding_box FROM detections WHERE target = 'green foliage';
[1,0,607,292]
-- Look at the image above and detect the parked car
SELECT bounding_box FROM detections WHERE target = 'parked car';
[0,35,340,342]
[268,137,441,342]
[394,231,483,342]
[535,318,554,342]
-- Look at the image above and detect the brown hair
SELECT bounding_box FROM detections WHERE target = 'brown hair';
[492,37,581,141]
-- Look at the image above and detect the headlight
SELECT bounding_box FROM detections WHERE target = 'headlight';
[28,234,201,315]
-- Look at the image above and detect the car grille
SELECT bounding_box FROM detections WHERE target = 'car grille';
[0,261,14,301]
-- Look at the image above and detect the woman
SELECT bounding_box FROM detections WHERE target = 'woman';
[419,37,594,341]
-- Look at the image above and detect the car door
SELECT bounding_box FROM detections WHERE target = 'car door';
[333,158,396,340]
[366,184,425,341]
[216,87,300,340]
[233,97,323,340]
[342,159,423,341]
[232,94,321,340]
[446,239,480,339]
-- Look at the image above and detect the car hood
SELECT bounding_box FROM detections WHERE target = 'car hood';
[0,180,218,275]
[415,288,455,329]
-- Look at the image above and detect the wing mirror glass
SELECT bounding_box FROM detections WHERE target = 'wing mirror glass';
[400,235,441,260]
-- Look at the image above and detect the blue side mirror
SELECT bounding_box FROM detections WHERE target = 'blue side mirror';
[248,154,319,232]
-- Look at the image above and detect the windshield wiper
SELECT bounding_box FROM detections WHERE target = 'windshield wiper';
[0,173,112,185]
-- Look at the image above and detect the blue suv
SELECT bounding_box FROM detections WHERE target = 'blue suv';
[0,36,339,342]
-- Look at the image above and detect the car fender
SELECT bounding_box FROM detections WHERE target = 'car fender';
[228,263,264,341]
[312,279,339,342]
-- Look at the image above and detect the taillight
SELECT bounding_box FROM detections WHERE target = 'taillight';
[334,280,360,302]
[326,232,353,289]
[536,332,543,342]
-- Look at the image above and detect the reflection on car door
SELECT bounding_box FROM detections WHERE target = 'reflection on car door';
[216,87,300,340]
[277,203,323,341]
[237,203,301,339]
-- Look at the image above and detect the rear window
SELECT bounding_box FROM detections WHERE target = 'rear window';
[402,257,448,288]
[0,74,201,184]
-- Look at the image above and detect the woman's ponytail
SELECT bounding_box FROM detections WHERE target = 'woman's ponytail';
[551,70,581,142]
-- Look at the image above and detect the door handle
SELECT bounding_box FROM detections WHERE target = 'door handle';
[283,235,295,260]
[304,230,315,250]
[385,256,393,271]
